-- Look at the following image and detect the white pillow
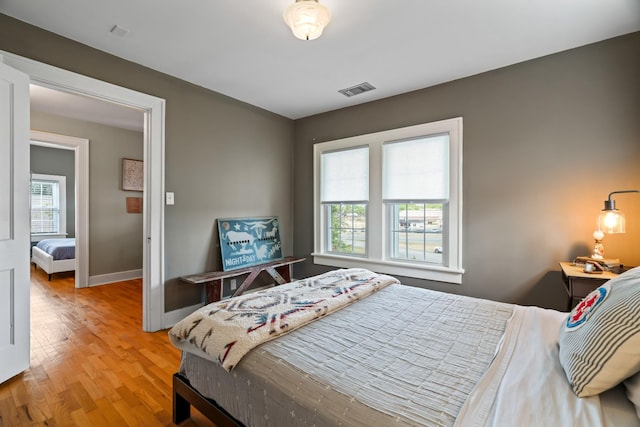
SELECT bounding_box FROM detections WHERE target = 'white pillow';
[558,266,640,397]
[624,372,640,419]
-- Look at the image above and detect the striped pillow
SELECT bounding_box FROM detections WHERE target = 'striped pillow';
[558,266,640,397]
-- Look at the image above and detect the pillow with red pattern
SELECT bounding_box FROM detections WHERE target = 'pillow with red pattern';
[558,266,640,397]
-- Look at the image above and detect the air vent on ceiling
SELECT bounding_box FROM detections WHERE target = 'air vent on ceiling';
[110,24,130,37]
[338,82,376,97]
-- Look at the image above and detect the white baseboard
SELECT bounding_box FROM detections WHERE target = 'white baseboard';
[88,269,143,287]
[163,302,204,329]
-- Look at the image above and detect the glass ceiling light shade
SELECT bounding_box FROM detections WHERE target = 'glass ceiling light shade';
[597,189,640,234]
[283,0,331,41]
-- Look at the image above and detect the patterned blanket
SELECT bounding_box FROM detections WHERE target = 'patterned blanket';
[169,268,399,371]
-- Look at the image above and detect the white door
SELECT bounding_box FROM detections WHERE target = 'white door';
[0,62,30,383]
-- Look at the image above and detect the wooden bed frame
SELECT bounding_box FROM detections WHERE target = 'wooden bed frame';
[31,245,75,280]
[173,373,243,426]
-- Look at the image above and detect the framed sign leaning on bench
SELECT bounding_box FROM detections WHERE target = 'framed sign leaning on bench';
[180,216,304,303]
[217,216,283,271]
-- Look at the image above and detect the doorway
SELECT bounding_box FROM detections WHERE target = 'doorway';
[29,82,146,289]
[30,130,89,287]
[1,50,166,332]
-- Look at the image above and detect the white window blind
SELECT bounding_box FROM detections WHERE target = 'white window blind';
[31,180,59,233]
[30,173,66,236]
[321,147,369,202]
[383,135,449,200]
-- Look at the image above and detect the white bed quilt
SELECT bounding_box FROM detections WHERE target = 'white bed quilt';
[180,283,516,427]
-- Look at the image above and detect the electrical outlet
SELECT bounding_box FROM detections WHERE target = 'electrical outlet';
[230,279,237,290]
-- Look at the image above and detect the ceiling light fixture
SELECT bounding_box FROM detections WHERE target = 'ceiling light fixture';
[283,0,331,41]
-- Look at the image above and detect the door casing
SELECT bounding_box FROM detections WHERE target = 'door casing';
[1,50,167,332]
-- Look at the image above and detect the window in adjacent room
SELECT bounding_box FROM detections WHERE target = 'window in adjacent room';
[30,173,67,238]
[313,117,463,284]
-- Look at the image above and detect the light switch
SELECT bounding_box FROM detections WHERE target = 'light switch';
[166,192,175,205]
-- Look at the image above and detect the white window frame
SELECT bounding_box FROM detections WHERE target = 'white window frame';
[30,173,67,241]
[313,117,464,284]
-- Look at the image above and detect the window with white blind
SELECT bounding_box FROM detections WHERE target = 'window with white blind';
[313,118,463,284]
[31,173,67,237]
[320,147,368,256]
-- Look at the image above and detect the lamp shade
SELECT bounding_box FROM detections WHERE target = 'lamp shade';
[598,209,625,233]
[283,0,331,41]
[597,190,639,234]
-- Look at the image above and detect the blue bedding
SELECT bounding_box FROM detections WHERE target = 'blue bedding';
[36,238,75,260]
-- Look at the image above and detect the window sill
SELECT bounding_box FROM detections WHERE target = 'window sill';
[312,253,464,284]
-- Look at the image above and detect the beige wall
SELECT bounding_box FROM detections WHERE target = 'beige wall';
[1,14,294,312]
[31,110,144,276]
[292,32,640,311]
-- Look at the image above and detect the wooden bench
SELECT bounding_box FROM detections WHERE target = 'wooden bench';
[180,256,305,304]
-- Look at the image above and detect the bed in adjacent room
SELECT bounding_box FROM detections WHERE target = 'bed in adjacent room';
[168,267,640,427]
[31,238,76,280]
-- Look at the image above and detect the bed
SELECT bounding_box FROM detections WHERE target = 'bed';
[31,238,76,280]
[168,267,640,426]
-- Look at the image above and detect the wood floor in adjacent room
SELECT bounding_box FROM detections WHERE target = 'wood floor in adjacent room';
[0,267,216,427]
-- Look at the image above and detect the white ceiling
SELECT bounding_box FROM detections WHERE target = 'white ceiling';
[29,85,145,132]
[3,0,640,128]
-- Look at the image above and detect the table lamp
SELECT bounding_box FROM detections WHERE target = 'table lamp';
[591,189,639,260]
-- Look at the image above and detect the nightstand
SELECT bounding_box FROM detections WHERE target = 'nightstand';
[559,262,618,311]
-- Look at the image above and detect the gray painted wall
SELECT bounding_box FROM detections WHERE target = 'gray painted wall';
[0,14,293,312]
[293,32,640,311]
[31,110,144,276]
[3,14,638,315]
[30,145,75,238]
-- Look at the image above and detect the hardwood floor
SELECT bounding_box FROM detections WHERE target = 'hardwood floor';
[0,267,216,427]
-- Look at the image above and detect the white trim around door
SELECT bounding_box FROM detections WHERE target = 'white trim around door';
[1,50,166,332]
[30,131,89,288]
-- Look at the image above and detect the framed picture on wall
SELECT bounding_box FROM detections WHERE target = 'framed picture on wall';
[122,158,143,191]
